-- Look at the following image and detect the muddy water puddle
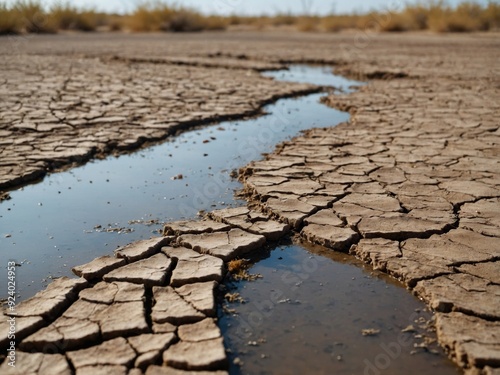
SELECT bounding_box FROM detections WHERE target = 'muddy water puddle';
[220,241,460,375]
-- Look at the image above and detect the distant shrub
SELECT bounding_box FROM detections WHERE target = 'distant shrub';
[204,16,229,31]
[320,15,363,32]
[0,3,20,34]
[14,0,56,33]
[483,2,500,29]
[272,13,298,26]
[126,1,226,32]
[168,10,205,32]
[376,12,413,32]
[428,2,487,32]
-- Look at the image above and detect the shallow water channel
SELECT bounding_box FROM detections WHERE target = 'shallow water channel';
[0,65,459,374]
[0,66,352,301]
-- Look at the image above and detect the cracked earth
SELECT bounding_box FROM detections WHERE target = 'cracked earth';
[0,32,499,374]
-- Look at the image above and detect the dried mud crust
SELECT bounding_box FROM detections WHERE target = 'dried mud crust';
[0,50,318,192]
[1,32,499,374]
[0,213,289,375]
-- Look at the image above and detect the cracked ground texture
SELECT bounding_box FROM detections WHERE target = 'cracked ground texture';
[0,32,499,374]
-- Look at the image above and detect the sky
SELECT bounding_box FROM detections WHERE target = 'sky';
[12,0,494,15]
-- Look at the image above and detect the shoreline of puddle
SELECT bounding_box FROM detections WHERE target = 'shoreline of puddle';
[0,65,460,374]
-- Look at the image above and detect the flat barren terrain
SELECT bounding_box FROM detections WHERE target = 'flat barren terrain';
[0,31,499,375]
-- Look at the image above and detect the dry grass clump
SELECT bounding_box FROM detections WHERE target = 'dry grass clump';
[427,2,489,32]
[0,0,226,34]
[0,3,20,34]
[13,0,56,33]
[379,1,500,33]
[126,1,227,32]
[50,3,101,32]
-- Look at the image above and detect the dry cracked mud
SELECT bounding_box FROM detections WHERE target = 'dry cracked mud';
[1,32,499,374]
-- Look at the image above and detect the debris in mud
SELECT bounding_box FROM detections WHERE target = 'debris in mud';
[230,269,262,282]
[227,258,262,281]
[228,259,249,273]
[225,292,245,303]
[128,218,161,226]
[90,224,135,234]
[361,328,381,336]
[223,305,237,314]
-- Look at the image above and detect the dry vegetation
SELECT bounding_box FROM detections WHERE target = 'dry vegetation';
[1,0,499,35]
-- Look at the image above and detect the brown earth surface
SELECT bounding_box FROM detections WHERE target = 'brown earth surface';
[0,32,499,374]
